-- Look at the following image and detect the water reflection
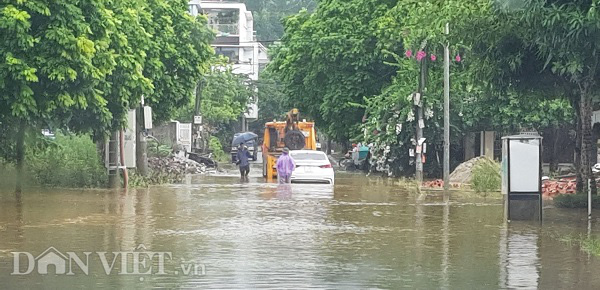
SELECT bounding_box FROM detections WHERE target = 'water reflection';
[441,194,450,290]
[0,173,600,288]
[499,225,540,289]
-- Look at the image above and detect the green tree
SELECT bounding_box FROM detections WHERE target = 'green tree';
[171,57,254,150]
[142,0,214,123]
[270,0,397,142]
[173,57,253,125]
[0,0,215,191]
[0,0,117,193]
[64,0,154,137]
[358,0,574,177]
[461,0,597,192]
[252,69,289,130]
[524,0,600,194]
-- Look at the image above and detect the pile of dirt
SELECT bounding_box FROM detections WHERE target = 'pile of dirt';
[449,156,488,184]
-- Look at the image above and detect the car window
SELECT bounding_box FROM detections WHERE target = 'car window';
[290,152,327,160]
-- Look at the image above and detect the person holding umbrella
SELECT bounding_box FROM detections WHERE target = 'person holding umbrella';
[276,147,296,183]
[236,142,252,180]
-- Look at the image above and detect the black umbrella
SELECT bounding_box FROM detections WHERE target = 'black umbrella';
[231,132,258,147]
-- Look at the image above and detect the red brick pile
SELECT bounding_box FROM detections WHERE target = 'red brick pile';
[423,179,444,188]
[422,179,461,189]
[421,177,589,199]
[542,178,577,199]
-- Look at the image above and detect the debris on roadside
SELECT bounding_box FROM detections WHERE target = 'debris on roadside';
[149,155,208,175]
[187,152,218,168]
[127,154,219,186]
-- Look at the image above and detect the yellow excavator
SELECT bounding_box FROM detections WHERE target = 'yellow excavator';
[262,108,317,179]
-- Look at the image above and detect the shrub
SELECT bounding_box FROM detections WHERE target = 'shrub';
[471,157,501,193]
[26,133,107,188]
[147,138,172,158]
[554,194,600,209]
[555,234,600,256]
[581,236,600,256]
[209,136,228,162]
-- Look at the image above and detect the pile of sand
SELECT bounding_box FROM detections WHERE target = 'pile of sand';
[449,156,488,184]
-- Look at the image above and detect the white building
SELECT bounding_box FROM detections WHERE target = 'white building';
[189,0,269,130]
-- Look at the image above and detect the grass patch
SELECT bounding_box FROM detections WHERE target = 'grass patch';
[581,237,600,256]
[454,189,503,199]
[554,233,600,256]
[554,194,600,209]
[471,157,501,193]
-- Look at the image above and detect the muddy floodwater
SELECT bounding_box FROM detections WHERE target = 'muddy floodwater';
[1,169,600,289]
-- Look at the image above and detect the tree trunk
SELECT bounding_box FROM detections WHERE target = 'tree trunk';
[15,120,26,195]
[96,139,106,165]
[579,87,596,195]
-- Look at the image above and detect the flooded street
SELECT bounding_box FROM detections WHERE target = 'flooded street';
[2,169,600,289]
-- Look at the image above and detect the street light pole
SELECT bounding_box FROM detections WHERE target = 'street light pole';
[416,57,427,185]
[443,23,451,191]
[136,95,148,176]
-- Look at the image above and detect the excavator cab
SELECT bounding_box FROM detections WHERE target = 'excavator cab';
[262,109,317,179]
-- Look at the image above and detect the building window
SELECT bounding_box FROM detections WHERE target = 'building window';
[205,9,239,35]
[215,47,240,63]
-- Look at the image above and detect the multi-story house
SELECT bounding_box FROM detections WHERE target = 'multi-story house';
[189,0,269,130]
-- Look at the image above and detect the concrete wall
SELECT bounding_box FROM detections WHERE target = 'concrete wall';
[480,131,495,159]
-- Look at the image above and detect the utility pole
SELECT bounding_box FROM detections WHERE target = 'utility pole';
[416,57,427,184]
[193,79,205,153]
[108,131,120,188]
[443,23,451,191]
[136,96,148,176]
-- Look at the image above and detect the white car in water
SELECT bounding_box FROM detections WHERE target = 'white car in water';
[290,150,335,185]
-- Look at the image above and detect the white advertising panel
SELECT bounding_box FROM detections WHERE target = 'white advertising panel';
[509,139,540,192]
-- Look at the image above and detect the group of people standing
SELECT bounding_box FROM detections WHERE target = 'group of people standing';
[236,144,296,183]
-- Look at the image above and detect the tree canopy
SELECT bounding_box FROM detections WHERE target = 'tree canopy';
[271,0,579,178]
[270,0,397,141]
[172,57,254,125]
[0,0,215,191]
[243,0,317,42]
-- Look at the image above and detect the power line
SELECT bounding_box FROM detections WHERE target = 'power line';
[212,40,281,44]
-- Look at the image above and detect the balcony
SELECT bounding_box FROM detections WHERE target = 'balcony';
[209,23,239,36]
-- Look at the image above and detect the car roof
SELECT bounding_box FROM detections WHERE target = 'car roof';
[290,150,326,155]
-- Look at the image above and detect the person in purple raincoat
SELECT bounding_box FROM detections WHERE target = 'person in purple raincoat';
[276,147,296,183]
